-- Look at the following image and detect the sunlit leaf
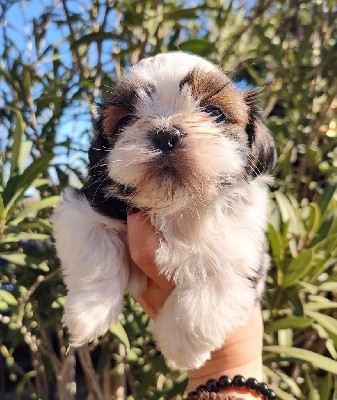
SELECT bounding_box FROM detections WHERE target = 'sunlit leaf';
[268,222,283,261]
[313,233,337,254]
[17,140,33,172]
[109,321,130,351]
[0,253,49,271]
[71,32,119,48]
[306,310,337,340]
[317,184,337,218]
[178,39,211,55]
[282,249,313,288]
[264,346,337,374]
[7,106,25,177]
[2,154,53,220]
[274,191,304,236]
[265,316,313,333]
[0,195,4,218]
[10,195,59,225]
[318,373,333,400]
[272,387,296,400]
[0,290,17,306]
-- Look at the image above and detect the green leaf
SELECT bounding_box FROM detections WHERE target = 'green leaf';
[319,282,337,292]
[7,107,25,177]
[22,65,32,98]
[274,191,304,236]
[306,300,337,311]
[268,223,283,261]
[163,7,200,20]
[272,386,296,400]
[0,253,49,271]
[263,366,302,397]
[303,202,321,237]
[109,321,130,351]
[153,372,188,399]
[0,290,18,306]
[317,183,337,218]
[265,316,313,333]
[264,345,337,374]
[314,214,337,246]
[1,233,50,244]
[306,310,337,338]
[287,287,304,316]
[313,233,337,254]
[0,195,4,218]
[318,373,333,400]
[0,301,9,311]
[17,140,33,172]
[2,154,53,220]
[10,195,59,225]
[71,32,118,48]
[178,39,211,55]
[282,249,313,288]
[310,257,337,281]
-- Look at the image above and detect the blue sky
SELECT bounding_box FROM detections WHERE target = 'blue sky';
[1,1,93,176]
[1,0,255,179]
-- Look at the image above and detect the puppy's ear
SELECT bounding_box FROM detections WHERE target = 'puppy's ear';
[244,90,276,177]
[88,130,110,170]
[88,103,111,169]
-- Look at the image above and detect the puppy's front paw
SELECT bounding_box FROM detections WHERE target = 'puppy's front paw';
[63,280,124,346]
[53,189,130,346]
[151,278,255,370]
[151,289,213,370]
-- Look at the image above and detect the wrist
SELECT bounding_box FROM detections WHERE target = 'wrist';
[187,306,263,398]
[187,374,277,399]
[188,354,262,398]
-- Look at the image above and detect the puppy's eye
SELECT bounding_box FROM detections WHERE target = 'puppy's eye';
[117,114,135,131]
[204,105,230,124]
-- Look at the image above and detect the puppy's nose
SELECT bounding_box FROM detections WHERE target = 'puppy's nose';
[152,129,180,153]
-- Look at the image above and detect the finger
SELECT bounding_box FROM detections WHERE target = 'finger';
[135,279,170,319]
[127,211,174,290]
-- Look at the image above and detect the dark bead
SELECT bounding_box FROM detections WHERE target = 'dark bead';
[206,379,219,392]
[233,375,246,388]
[266,388,277,399]
[219,375,232,388]
[246,377,259,391]
[196,385,207,394]
[187,391,198,400]
[258,382,270,396]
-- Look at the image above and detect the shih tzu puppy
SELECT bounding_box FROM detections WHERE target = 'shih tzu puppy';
[53,52,276,370]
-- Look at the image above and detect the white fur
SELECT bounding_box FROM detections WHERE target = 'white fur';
[53,189,145,346]
[54,52,273,369]
[151,179,268,368]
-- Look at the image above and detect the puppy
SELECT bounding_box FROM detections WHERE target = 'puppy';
[53,52,276,370]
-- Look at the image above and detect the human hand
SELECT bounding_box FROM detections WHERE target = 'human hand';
[127,211,263,399]
[127,211,174,318]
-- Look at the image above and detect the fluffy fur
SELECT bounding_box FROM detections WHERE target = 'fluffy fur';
[53,52,276,370]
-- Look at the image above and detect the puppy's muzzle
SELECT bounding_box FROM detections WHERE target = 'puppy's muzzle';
[151,128,181,153]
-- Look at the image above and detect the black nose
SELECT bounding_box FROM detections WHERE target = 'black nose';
[152,129,180,153]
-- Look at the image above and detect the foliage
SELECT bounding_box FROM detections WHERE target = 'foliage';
[0,0,336,399]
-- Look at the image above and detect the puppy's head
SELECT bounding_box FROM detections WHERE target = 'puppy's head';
[93,52,276,212]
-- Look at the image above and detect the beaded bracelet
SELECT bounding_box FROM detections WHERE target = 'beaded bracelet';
[187,375,277,400]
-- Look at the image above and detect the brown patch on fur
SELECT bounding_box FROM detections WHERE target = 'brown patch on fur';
[184,69,249,125]
[102,105,129,135]
[100,81,138,136]
[100,79,154,138]
[181,69,277,175]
